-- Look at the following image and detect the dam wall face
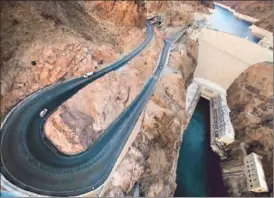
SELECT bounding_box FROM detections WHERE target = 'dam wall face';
[194,28,273,90]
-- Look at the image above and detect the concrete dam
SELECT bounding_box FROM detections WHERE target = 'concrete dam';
[174,3,272,197]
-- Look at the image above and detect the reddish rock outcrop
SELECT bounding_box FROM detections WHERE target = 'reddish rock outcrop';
[221,62,273,197]
[85,1,146,28]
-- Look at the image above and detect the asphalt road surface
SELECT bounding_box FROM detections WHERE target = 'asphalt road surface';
[0,22,172,196]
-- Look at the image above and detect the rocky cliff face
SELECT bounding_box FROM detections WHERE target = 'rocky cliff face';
[85,1,146,28]
[1,0,204,196]
[146,1,209,27]
[0,0,145,117]
[221,62,273,197]
[221,1,273,31]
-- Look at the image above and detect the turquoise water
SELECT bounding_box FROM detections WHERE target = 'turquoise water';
[174,98,227,197]
[210,4,260,43]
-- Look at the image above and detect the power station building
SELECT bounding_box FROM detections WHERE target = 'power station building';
[244,153,269,193]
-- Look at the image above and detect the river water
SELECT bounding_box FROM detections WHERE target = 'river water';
[210,4,260,43]
[174,98,227,197]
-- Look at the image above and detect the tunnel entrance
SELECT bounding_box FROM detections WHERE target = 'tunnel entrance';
[174,97,227,197]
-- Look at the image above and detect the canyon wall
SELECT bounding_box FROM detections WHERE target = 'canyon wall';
[221,62,273,197]
[146,1,210,26]
[84,1,146,28]
[1,0,205,196]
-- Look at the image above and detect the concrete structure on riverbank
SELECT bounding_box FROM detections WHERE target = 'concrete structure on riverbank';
[249,25,273,40]
[244,153,269,193]
[194,28,273,90]
[210,95,234,145]
[249,25,273,49]
[186,78,235,158]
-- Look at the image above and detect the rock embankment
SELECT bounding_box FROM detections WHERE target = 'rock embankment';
[221,62,273,197]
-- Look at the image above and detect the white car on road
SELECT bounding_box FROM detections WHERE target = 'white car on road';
[39,109,48,117]
[83,72,94,78]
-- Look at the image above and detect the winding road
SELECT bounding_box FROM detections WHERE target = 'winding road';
[1,21,173,196]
